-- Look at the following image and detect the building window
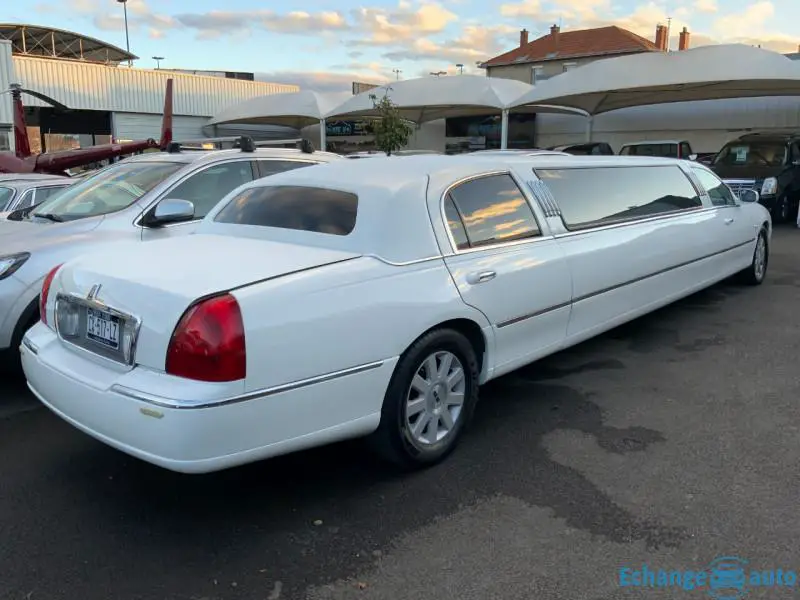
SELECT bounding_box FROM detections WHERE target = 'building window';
[530,65,544,85]
[562,62,578,72]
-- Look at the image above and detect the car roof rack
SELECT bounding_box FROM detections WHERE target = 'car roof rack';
[165,136,315,154]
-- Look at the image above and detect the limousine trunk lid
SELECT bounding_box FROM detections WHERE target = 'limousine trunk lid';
[52,234,361,371]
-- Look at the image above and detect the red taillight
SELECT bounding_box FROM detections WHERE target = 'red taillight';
[40,264,63,327]
[165,293,246,383]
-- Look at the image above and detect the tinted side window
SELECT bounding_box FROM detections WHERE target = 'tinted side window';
[680,142,692,158]
[256,159,315,178]
[214,185,357,236]
[447,174,540,249]
[14,189,35,210]
[165,161,255,218]
[0,186,15,210]
[691,167,736,206]
[536,165,702,230]
[35,186,68,203]
[443,194,470,250]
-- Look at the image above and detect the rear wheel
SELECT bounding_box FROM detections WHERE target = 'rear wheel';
[368,328,479,469]
[737,228,768,286]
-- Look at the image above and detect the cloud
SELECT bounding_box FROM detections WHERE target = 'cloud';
[495,0,798,54]
[694,0,718,13]
[382,24,518,66]
[347,2,458,46]
[256,71,390,95]
[173,10,350,39]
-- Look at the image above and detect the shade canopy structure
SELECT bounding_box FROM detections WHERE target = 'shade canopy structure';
[207,90,350,149]
[327,75,583,149]
[509,44,800,140]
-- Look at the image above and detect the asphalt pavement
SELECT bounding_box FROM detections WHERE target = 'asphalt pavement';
[2,227,800,600]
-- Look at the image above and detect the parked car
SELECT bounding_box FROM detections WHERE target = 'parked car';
[619,140,696,160]
[0,139,342,368]
[21,154,770,474]
[0,175,73,218]
[708,132,800,223]
[548,142,614,155]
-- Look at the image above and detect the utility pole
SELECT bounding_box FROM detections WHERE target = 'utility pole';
[117,0,132,66]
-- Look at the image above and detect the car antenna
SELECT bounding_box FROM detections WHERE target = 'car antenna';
[298,139,315,154]
[236,135,256,153]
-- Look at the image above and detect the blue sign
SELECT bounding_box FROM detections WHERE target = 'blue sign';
[619,556,797,598]
[326,120,370,137]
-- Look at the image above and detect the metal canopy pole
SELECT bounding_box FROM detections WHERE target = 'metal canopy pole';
[500,109,509,149]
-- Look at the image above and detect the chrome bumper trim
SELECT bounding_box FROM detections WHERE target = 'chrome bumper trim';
[110,360,386,410]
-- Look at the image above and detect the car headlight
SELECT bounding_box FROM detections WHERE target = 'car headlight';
[0,252,30,281]
[761,177,778,196]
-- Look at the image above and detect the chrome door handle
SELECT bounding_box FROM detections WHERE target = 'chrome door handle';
[724,217,735,225]
[467,270,497,284]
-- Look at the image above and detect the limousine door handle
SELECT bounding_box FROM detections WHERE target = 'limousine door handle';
[724,217,735,225]
[467,270,497,284]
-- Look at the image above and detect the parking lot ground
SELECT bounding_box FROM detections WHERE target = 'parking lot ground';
[2,227,800,600]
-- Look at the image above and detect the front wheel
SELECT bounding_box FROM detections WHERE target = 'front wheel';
[737,228,769,286]
[368,328,480,469]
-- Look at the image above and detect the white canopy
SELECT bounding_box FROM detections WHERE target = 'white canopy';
[207,90,350,148]
[327,75,582,148]
[509,44,800,116]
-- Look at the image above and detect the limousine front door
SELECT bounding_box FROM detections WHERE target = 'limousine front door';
[440,173,572,378]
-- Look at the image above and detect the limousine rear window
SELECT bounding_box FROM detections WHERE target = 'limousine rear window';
[445,174,541,250]
[535,165,703,231]
[214,184,358,236]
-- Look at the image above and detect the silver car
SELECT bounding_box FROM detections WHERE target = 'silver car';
[0,175,74,217]
[0,144,342,365]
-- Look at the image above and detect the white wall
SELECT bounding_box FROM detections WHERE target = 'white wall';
[535,96,800,153]
[112,112,208,142]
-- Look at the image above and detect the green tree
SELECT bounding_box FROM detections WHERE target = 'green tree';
[368,90,413,156]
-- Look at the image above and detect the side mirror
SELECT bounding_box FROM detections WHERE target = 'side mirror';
[147,199,195,227]
[792,159,800,167]
[689,154,698,161]
[740,189,760,204]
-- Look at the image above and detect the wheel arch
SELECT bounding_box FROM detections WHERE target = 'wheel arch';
[411,317,489,378]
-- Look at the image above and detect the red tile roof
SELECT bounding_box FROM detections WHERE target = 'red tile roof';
[483,25,660,68]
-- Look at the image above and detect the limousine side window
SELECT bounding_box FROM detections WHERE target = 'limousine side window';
[446,174,541,250]
[535,165,702,230]
[690,166,736,207]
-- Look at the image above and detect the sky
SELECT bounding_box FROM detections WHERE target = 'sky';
[9,0,800,93]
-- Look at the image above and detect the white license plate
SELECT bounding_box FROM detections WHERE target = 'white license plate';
[86,308,121,350]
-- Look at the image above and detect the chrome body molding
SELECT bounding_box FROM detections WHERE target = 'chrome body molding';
[495,238,754,328]
[110,360,386,410]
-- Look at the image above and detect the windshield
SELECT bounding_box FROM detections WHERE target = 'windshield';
[713,142,787,167]
[30,161,185,222]
[0,186,13,211]
[620,143,678,158]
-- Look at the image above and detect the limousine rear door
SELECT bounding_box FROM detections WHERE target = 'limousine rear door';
[534,163,722,343]
[437,172,572,378]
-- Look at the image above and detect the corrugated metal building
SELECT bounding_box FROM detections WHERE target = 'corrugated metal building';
[0,27,299,151]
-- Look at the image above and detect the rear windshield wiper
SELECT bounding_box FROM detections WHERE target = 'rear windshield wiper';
[32,213,65,222]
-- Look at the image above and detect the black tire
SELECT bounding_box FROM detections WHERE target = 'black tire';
[2,307,39,376]
[737,228,769,286]
[367,328,480,470]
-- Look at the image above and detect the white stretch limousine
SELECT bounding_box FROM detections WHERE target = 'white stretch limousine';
[21,155,771,473]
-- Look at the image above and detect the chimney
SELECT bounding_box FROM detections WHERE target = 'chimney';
[520,28,529,47]
[654,24,667,51]
[678,27,690,51]
[550,24,560,47]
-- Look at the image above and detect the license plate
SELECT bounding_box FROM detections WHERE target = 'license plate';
[86,308,121,350]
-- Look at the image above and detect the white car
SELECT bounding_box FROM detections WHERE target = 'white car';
[0,141,341,370]
[21,155,770,474]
